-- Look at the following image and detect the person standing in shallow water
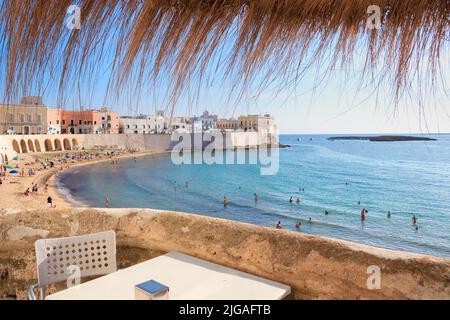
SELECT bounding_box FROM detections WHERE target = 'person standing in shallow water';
[223,196,228,207]
[412,214,417,225]
[254,193,259,203]
[289,196,293,203]
[387,211,391,219]
[361,208,367,222]
[276,221,282,229]
[104,194,110,208]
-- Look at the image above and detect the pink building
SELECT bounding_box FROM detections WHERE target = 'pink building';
[47,108,119,134]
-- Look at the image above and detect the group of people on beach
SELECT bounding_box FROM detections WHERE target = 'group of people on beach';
[0,148,130,209]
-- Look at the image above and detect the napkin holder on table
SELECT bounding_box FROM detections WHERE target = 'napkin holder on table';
[135,280,170,300]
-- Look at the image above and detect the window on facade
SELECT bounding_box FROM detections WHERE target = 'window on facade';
[107,123,111,128]
[79,120,82,125]
[56,120,60,124]
[27,114,32,122]
[70,120,74,125]
[94,121,97,125]
[84,121,87,125]
[8,113,14,122]
[126,125,130,129]
[62,120,66,125]
[20,114,25,123]
[107,116,111,121]
[36,127,41,133]
[35,114,41,123]
[134,125,138,129]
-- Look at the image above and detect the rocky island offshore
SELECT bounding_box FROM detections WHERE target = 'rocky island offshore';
[327,135,437,142]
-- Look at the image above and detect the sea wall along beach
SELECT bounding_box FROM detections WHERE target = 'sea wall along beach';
[1,208,449,300]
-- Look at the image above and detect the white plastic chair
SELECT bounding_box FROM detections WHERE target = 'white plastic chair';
[29,231,117,300]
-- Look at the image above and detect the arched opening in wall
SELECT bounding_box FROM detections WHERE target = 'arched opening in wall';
[20,139,28,153]
[34,140,42,152]
[63,138,71,151]
[72,138,79,150]
[12,140,21,154]
[54,139,62,151]
[28,139,35,152]
[44,139,53,152]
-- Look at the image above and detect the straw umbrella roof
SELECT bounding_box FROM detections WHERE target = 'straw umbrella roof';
[0,0,448,104]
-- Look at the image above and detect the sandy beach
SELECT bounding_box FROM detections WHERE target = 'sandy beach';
[0,150,166,211]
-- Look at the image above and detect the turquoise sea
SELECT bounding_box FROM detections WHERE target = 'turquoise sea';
[58,134,450,258]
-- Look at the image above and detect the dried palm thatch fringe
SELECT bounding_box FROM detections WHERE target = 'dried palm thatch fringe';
[0,0,448,107]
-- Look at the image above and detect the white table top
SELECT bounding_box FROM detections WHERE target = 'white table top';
[46,252,291,300]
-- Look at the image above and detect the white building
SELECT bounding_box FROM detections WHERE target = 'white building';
[119,114,168,134]
[192,111,217,131]
[238,114,278,144]
[47,124,61,135]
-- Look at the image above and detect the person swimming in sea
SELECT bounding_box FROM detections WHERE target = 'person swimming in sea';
[224,196,228,207]
[296,197,300,204]
[173,180,177,192]
[308,217,312,224]
[358,200,361,205]
[289,196,293,203]
[295,222,301,230]
[412,214,417,225]
[185,181,189,189]
[387,211,391,219]
[254,193,259,203]
[325,210,329,216]
[276,221,283,229]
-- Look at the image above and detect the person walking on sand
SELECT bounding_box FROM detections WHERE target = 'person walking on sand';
[47,196,55,208]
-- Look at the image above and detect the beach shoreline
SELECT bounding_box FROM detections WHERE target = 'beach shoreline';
[0,149,169,211]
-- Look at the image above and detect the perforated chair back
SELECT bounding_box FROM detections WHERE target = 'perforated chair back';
[35,231,117,288]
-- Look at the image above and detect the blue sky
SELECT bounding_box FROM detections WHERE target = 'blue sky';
[1,8,449,135]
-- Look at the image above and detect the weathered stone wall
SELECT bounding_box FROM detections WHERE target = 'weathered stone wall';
[0,132,263,162]
[1,208,449,300]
